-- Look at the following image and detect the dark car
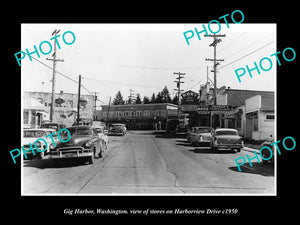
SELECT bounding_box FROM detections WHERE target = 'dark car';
[210,128,244,152]
[50,126,105,164]
[108,123,126,136]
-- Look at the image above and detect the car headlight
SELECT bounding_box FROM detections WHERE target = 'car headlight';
[84,140,93,148]
[35,142,41,148]
[49,143,56,150]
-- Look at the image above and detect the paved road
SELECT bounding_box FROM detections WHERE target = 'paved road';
[22,130,275,195]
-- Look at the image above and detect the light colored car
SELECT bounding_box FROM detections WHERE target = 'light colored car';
[93,125,108,150]
[188,127,213,147]
[210,128,243,152]
[23,128,58,159]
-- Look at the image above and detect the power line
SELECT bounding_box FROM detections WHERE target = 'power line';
[24,53,79,84]
[218,32,246,54]
[83,76,162,90]
[218,41,274,70]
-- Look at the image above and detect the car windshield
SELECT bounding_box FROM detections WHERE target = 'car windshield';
[95,128,103,133]
[194,128,211,133]
[68,127,92,135]
[24,131,46,138]
[216,130,238,136]
[111,125,123,129]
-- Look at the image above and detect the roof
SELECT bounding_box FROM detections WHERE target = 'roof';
[24,128,56,132]
[215,128,238,132]
[102,103,178,108]
[222,89,274,107]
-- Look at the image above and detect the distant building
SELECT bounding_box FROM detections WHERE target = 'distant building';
[23,91,94,128]
[181,87,275,140]
[217,88,274,140]
[95,103,183,130]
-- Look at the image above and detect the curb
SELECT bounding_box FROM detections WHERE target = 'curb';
[242,147,260,154]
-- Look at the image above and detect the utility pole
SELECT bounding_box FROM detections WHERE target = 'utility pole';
[77,75,81,125]
[205,33,225,128]
[93,92,100,120]
[47,29,64,122]
[128,89,135,104]
[106,96,111,127]
[174,72,185,120]
[205,34,225,105]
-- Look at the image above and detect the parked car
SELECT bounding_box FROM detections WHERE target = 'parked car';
[188,127,213,147]
[210,128,244,152]
[108,123,126,136]
[175,124,188,134]
[49,126,105,164]
[23,128,58,159]
[40,122,66,131]
[260,135,274,164]
[93,125,109,149]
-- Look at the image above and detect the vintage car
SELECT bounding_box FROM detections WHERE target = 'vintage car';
[108,123,126,136]
[260,135,275,164]
[49,126,105,164]
[93,125,109,149]
[210,128,244,152]
[23,128,58,159]
[188,127,213,147]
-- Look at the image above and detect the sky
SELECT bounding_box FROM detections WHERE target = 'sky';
[21,23,276,106]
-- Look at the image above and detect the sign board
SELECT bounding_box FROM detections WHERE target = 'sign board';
[182,104,232,113]
[181,90,199,105]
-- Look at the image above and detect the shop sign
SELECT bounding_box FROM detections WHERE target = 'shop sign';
[181,90,199,105]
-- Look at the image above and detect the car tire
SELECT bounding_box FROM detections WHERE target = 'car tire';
[88,154,94,164]
[98,143,103,158]
[38,149,45,159]
[237,148,241,152]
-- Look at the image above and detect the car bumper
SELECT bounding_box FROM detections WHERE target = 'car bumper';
[108,132,124,136]
[215,144,243,150]
[50,147,92,159]
[196,141,210,146]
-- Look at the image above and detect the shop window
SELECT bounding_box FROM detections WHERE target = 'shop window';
[266,114,274,120]
[24,109,29,124]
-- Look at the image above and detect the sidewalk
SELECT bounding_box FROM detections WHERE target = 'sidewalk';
[242,146,260,154]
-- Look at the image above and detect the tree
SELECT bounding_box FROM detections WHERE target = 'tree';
[113,91,125,105]
[161,86,172,103]
[172,94,179,105]
[150,93,156,103]
[155,92,163,103]
[135,93,142,104]
[143,96,150,104]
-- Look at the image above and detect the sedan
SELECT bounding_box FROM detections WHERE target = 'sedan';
[23,128,58,159]
[188,127,213,147]
[210,128,243,152]
[50,126,105,164]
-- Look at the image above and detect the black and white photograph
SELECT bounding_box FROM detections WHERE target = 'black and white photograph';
[20,23,276,195]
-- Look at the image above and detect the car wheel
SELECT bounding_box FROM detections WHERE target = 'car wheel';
[38,149,45,159]
[88,154,94,164]
[237,148,241,152]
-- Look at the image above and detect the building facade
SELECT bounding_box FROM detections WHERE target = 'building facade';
[181,87,275,140]
[95,103,180,130]
[23,91,94,128]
